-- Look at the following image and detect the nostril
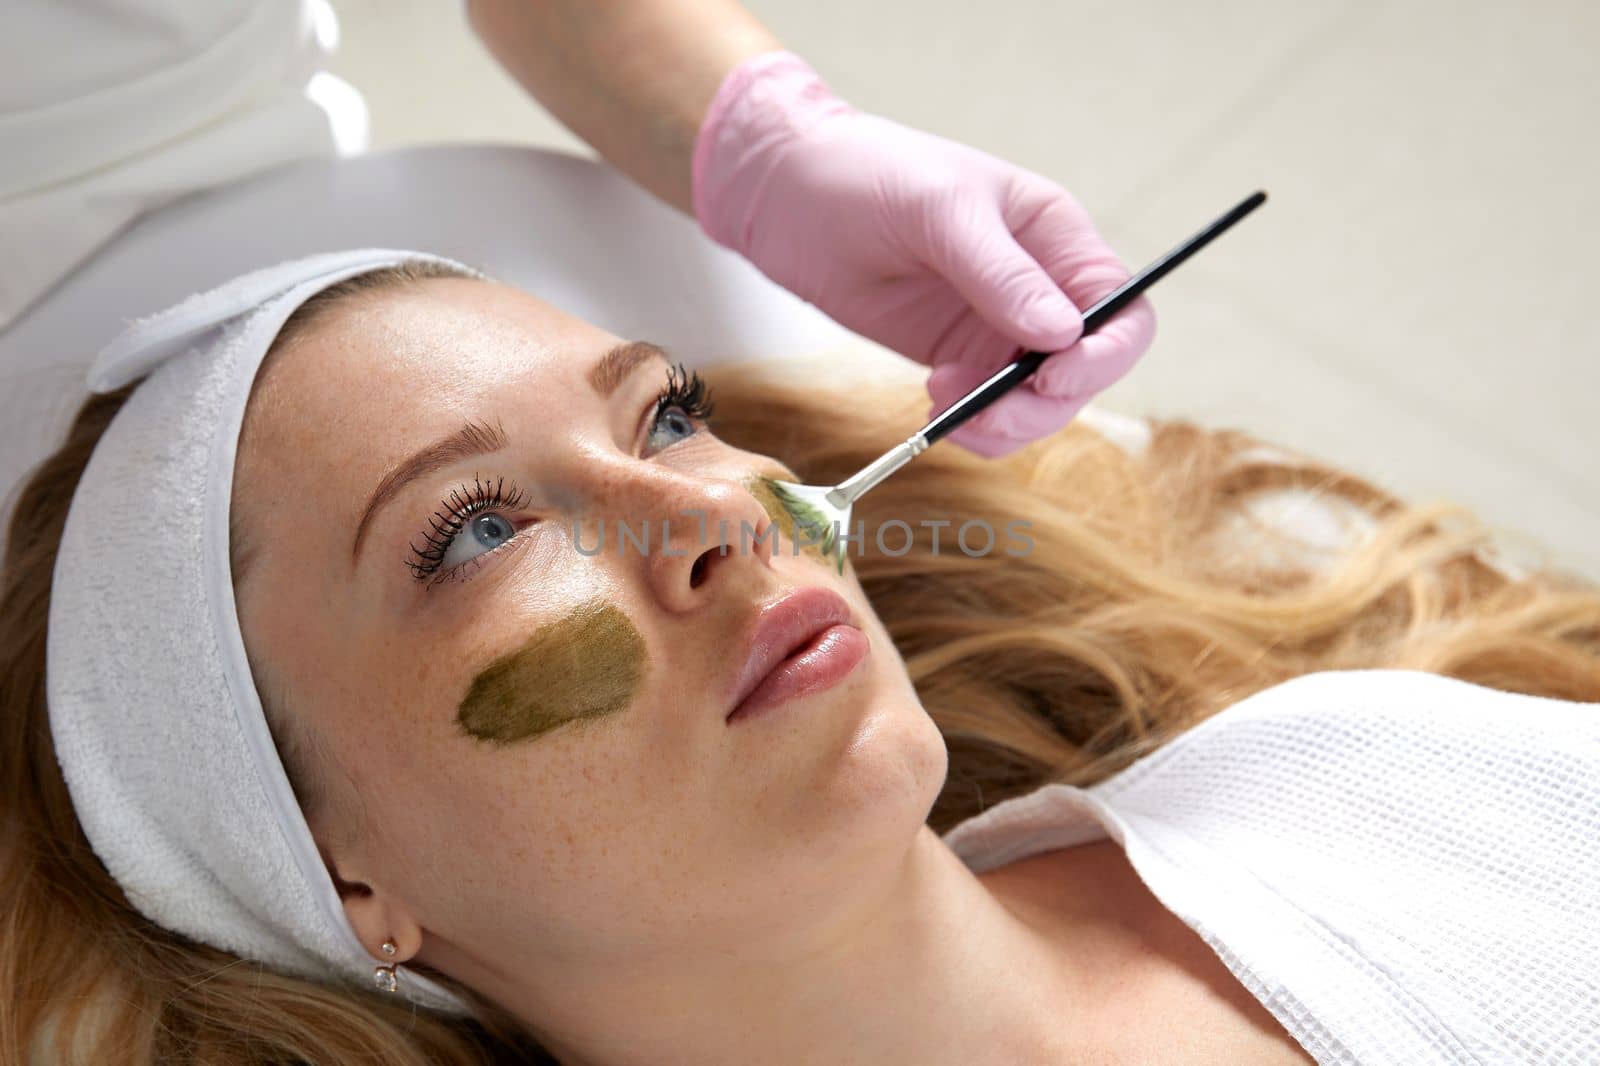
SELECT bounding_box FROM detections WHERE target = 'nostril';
[689,549,711,589]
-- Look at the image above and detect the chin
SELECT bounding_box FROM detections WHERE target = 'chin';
[825,678,948,832]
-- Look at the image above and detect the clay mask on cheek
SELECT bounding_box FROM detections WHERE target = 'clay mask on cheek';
[456,599,647,745]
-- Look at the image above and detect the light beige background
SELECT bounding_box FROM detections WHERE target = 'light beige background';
[326,0,1599,581]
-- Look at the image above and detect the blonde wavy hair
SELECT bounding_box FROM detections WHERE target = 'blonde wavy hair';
[4,268,1598,1064]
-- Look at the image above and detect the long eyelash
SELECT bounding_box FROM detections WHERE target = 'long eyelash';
[655,363,714,423]
[404,368,708,586]
[406,474,528,582]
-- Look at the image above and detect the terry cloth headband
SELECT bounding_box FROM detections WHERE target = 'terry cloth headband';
[46,249,480,1016]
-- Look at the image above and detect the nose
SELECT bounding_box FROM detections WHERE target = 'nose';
[580,462,777,615]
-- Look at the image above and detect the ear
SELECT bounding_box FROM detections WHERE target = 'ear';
[320,839,426,965]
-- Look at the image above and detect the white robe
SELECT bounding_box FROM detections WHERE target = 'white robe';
[943,668,1600,1063]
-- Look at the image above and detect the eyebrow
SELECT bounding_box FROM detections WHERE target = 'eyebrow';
[588,339,670,396]
[350,340,672,566]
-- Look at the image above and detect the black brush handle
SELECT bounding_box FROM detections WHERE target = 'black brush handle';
[921,190,1267,445]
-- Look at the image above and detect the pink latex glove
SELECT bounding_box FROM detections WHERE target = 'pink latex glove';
[692,51,1156,457]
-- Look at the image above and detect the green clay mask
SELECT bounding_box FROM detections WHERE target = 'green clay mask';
[745,473,845,573]
[456,599,647,746]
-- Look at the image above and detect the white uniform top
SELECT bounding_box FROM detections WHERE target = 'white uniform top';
[942,668,1600,1064]
[0,0,341,331]
[0,1,864,550]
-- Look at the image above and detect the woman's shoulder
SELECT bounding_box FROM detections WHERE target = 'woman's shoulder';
[948,671,1600,1061]
[1081,670,1600,939]
[1117,670,1600,1059]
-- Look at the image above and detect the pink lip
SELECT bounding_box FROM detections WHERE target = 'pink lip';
[725,587,870,724]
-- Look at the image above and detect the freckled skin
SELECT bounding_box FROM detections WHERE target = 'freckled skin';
[456,599,647,745]
[743,472,839,569]
[233,280,957,1063]
[457,469,834,749]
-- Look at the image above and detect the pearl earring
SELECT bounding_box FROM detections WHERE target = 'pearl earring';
[373,940,399,993]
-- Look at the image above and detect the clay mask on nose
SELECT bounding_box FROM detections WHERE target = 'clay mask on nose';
[743,472,832,566]
[456,599,647,745]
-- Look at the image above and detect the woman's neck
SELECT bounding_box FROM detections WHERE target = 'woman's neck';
[519,825,1131,1066]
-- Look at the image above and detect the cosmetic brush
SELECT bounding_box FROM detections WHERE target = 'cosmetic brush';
[767,189,1268,572]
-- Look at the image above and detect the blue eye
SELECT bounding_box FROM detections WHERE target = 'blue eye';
[407,476,529,587]
[646,405,699,453]
[438,511,517,571]
[643,364,713,456]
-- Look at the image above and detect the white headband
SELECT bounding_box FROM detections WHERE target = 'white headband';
[47,250,480,1016]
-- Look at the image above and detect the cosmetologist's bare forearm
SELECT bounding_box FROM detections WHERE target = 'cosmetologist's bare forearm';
[464,0,782,215]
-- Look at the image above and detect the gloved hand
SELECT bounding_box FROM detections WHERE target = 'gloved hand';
[692,51,1157,458]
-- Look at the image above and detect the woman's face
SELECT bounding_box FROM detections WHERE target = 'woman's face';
[230,275,947,1017]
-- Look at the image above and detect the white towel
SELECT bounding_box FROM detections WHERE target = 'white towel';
[46,250,477,1016]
